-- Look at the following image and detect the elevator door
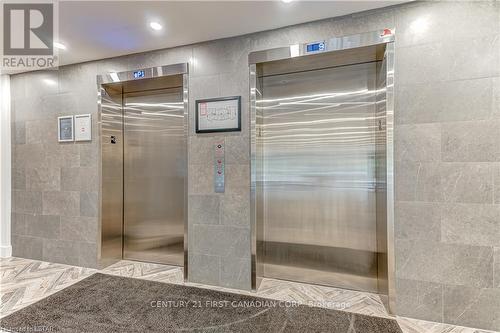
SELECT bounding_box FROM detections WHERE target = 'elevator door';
[123,87,185,266]
[259,62,378,292]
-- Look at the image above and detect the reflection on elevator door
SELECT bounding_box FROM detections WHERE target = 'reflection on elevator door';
[257,61,383,293]
[123,87,184,266]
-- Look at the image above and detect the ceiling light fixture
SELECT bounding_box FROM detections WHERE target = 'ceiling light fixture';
[54,42,66,50]
[282,0,293,3]
[43,78,56,86]
[149,22,162,31]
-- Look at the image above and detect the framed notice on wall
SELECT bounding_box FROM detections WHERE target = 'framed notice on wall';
[196,96,241,133]
[58,116,74,142]
[74,114,92,141]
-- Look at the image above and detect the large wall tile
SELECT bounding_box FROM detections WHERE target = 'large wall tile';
[26,167,60,191]
[13,144,45,169]
[12,190,42,214]
[42,239,80,266]
[495,164,500,204]
[11,235,43,260]
[25,215,60,240]
[58,62,99,95]
[61,167,98,192]
[12,167,26,190]
[78,242,98,268]
[26,119,57,144]
[493,77,500,119]
[220,257,251,290]
[395,1,500,48]
[188,195,219,225]
[60,216,98,243]
[395,201,440,241]
[395,161,443,202]
[12,121,26,144]
[79,143,99,167]
[441,120,500,162]
[225,136,249,165]
[43,143,80,168]
[11,213,27,236]
[441,203,500,247]
[395,123,441,162]
[225,164,249,192]
[188,136,215,165]
[191,38,251,77]
[396,239,494,288]
[221,190,250,227]
[396,278,443,323]
[188,164,213,195]
[396,34,500,86]
[191,224,250,259]
[443,285,500,331]
[441,163,494,204]
[495,247,500,288]
[396,78,494,125]
[80,192,98,217]
[188,253,220,286]
[42,191,80,217]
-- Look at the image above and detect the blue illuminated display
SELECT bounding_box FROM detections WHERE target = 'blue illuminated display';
[306,41,326,53]
[133,70,145,79]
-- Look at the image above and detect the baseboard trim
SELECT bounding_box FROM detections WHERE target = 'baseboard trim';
[0,244,12,257]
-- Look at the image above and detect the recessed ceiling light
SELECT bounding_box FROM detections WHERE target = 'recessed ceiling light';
[149,22,162,31]
[282,0,293,3]
[54,42,66,50]
[43,78,56,86]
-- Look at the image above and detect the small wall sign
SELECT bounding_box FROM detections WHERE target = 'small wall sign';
[58,116,74,142]
[74,114,92,141]
[196,96,241,133]
[134,70,145,79]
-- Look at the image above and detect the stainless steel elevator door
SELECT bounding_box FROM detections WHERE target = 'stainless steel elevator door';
[123,87,185,266]
[259,62,379,292]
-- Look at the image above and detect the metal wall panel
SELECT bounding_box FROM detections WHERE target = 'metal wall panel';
[99,65,188,270]
[99,88,124,267]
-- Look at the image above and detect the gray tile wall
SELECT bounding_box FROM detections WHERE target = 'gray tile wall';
[393,1,500,331]
[9,1,500,330]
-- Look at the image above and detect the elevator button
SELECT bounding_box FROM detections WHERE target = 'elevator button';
[214,140,225,193]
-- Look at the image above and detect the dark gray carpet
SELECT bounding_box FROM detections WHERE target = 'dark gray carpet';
[0,273,403,333]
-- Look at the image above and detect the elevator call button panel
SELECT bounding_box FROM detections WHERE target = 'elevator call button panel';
[214,140,225,193]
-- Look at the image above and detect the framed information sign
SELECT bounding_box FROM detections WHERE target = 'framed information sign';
[196,96,241,133]
[74,114,92,141]
[58,116,74,142]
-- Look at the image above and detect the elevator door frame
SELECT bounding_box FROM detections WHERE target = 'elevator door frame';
[97,63,189,280]
[248,30,395,312]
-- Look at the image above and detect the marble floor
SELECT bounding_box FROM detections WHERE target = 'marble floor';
[0,257,497,333]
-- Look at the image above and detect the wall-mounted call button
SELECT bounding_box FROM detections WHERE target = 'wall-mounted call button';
[214,140,225,193]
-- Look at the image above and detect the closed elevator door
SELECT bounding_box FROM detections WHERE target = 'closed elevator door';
[123,87,185,266]
[259,62,378,292]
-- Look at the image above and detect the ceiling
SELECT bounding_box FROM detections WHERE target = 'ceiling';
[54,1,406,66]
